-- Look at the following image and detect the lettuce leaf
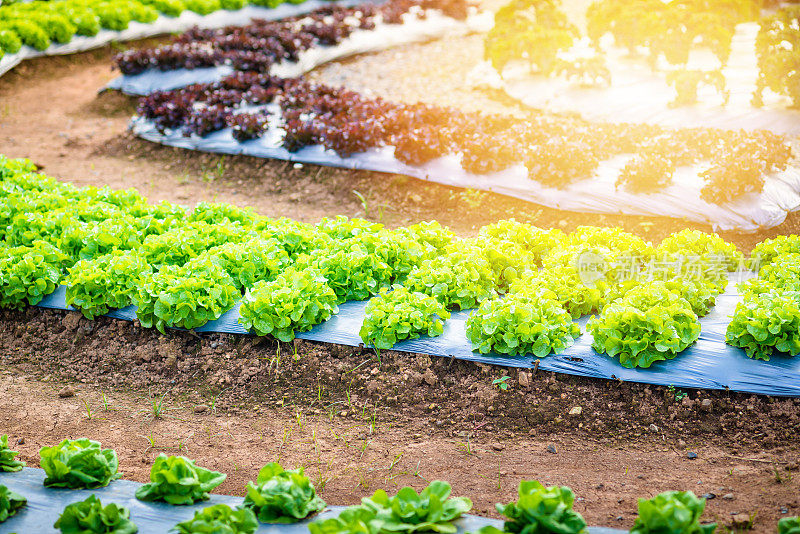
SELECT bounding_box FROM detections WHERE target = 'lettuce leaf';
[242,462,326,523]
[778,517,800,534]
[171,504,258,533]
[466,290,580,357]
[360,286,450,349]
[54,495,137,534]
[0,434,25,472]
[0,484,26,523]
[39,438,121,489]
[361,481,472,534]
[587,281,701,368]
[135,454,226,505]
[475,480,586,534]
[629,491,716,534]
[309,505,381,534]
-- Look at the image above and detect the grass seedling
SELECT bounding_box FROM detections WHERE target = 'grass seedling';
[774,466,792,484]
[143,432,157,451]
[388,452,404,471]
[727,511,757,532]
[209,391,221,414]
[411,460,426,481]
[357,469,370,490]
[268,343,282,375]
[456,435,474,456]
[352,190,389,222]
[359,437,371,456]
[101,393,111,411]
[366,411,379,435]
[82,399,93,420]
[353,190,369,218]
[151,391,168,419]
[315,474,331,492]
[345,359,372,376]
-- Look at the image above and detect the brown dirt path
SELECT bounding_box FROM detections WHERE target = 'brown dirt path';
[2,371,799,533]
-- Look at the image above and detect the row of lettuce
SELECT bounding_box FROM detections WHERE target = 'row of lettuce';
[486,0,800,109]
[0,0,314,60]
[1,156,799,367]
[1,435,797,533]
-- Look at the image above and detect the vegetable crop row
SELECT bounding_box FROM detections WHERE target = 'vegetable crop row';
[3,435,797,533]
[118,0,794,203]
[114,0,473,75]
[1,155,798,367]
[585,0,800,109]
[134,71,793,204]
[585,0,757,68]
[0,0,333,61]
[753,5,800,108]
[488,0,799,110]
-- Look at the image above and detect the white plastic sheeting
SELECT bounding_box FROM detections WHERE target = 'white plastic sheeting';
[470,23,800,136]
[0,0,368,78]
[130,109,800,232]
[106,8,495,95]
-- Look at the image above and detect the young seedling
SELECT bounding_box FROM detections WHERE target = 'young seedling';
[82,399,94,420]
[151,392,168,419]
[388,452,404,471]
[143,432,157,451]
[667,384,688,401]
[209,391,222,414]
[215,156,227,179]
[493,375,511,391]
[456,435,474,456]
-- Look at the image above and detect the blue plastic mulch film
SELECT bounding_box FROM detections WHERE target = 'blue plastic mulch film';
[0,468,625,534]
[34,276,800,398]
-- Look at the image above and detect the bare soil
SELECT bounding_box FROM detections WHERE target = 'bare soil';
[2,307,800,532]
[0,35,799,533]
